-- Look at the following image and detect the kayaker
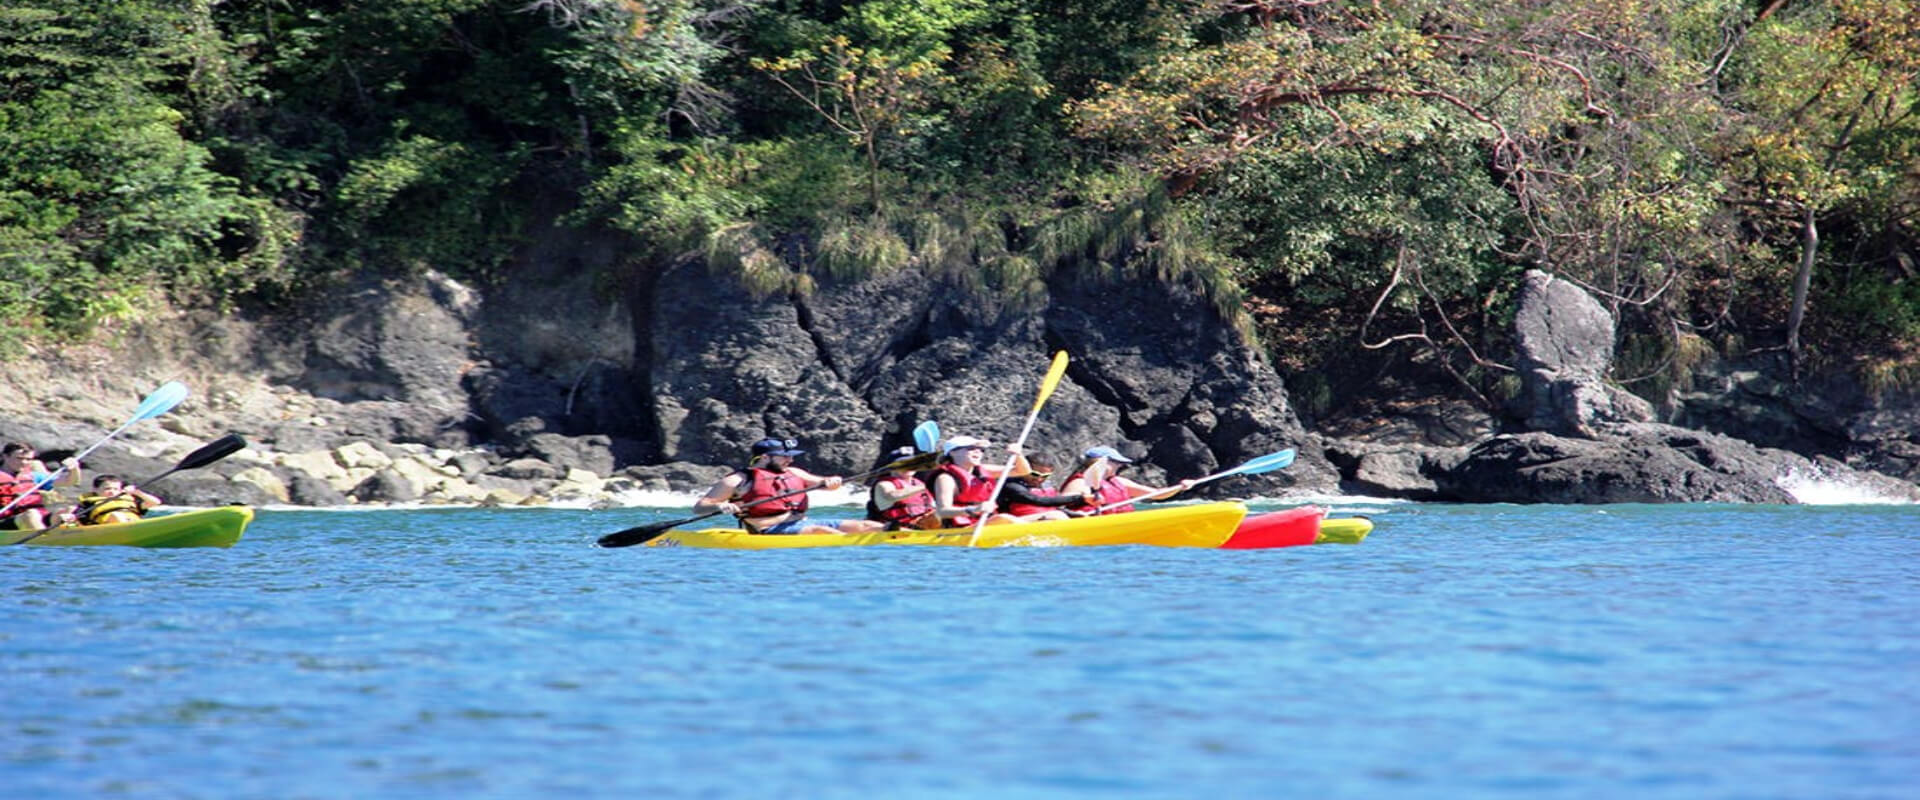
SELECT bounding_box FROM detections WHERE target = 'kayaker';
[866,446,941,531]
[0,442,82,532]
[695,437,886,535]
[929,436,1026,527]
[1000,457,1094,521]
[1062,445,1196,515]
[75,474,163,525]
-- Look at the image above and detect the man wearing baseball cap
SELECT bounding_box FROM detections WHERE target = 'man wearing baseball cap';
[694,437,887,535]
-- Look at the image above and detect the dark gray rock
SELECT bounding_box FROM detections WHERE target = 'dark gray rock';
[287,471,349,506]
[647,260,890,474]
[1437,426,1802,503]
[160,473,280,508]
[351,468,419,504]
[516,432,615,476]
[446,450,496,479]
[1045,264,1313,495]
[470,473,548,497]
[618,461,733,492]
[1512,270,1654,436]
[1677,359,1920,484]
[1324,440,1466,500]
[490,458,565,481]
[261,420,342,453]
[1320,398,1499,447]
[465,220,646,442]
[296,272,476,433]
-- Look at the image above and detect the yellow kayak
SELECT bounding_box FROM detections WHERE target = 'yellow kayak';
[12,506,253,548]
[1315,516,1372,545]
[644,502,1249,549]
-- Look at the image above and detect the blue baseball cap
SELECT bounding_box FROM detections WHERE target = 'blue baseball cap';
[751,437,805,457]
[1082,446,1134,463]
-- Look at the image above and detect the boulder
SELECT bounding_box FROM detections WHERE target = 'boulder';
[350,469,419,504]
[618,461,733,492]
[228,467,291,504]
[1435,425,1817,503]
[1511,270,1654,436]
[516,432,616,476]
[490,458,564,481]
[287,472,349,506]
[1324,440,1466,500]
[287,271,478,447]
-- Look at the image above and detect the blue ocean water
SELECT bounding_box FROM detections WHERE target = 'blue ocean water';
[3,502,1916,799]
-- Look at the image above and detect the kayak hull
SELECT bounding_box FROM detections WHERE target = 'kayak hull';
[17,507,253,548]
[1220,506,1373,549]
[1314,516,1372,545]
[643,502,1248,549]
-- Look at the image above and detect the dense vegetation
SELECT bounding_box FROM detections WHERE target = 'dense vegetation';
[3,0,1916,400]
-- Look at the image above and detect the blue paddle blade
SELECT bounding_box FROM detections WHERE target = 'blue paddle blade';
[1224,449,1296,477]
[913,420,940,453]
[132,381,190,421]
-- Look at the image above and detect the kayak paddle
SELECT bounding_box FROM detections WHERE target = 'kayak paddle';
[969,350,1070,545]
[1091,447,1297,513]
[597,449,940,548]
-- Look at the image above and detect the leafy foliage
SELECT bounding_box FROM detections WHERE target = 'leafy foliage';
[0,0,1914,395]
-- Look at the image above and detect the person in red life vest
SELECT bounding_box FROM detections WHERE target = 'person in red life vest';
[999,457,1095,521]
[1061,445,1196,515]
[695,437,887,535]
[1,442,82,532]
[929,435,1027,527]
[866,446,941,531]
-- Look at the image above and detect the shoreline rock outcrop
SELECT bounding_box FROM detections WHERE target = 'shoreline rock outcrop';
[4,257,1916,509]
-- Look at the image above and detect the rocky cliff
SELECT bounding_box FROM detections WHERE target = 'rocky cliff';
[4,231,1916,509]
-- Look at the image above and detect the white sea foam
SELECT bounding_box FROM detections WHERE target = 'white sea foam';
[1776,471,1916,505]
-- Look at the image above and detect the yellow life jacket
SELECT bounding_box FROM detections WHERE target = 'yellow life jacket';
[78,493,145,525]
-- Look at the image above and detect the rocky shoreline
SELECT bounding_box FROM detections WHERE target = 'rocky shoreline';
[5,257,1916,510]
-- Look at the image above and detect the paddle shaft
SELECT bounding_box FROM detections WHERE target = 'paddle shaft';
[968,351,1070,545]
[1087,448,1296,513]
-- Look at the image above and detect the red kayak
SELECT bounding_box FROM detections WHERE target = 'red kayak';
[1220,506,1372,549]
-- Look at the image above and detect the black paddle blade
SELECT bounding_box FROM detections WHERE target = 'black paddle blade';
[178,434,247,471]
[597,519,683,548]
[140,433,248,486]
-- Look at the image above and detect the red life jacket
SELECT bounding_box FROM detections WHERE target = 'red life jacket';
[1005,484,1061,517]
[0,470,45,519]
[735,467,808,518]
[935,462,996,525]
[871,474,935,528]
[1066,472,1134,515]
